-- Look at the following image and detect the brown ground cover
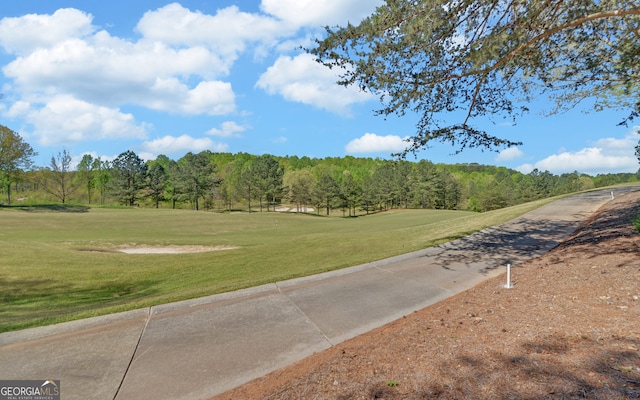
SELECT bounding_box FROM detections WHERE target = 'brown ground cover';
[215,191,640,400]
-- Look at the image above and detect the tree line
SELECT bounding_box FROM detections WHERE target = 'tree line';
[3,145,638,214]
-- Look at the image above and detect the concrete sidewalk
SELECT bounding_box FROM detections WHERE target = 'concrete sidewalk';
[0,188,632,400]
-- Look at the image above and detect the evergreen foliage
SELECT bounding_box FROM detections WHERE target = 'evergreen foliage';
[4,149,637,214]
[110,150,147,206]
[1,122,637,212]
[309,0,640,155]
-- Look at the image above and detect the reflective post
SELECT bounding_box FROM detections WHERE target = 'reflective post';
[505,263,513,289]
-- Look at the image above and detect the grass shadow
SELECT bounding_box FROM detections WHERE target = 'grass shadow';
[12,204,91,213]
[0,276,160,332]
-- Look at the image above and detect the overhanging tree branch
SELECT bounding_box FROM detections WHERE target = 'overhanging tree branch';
[311,0,640,155]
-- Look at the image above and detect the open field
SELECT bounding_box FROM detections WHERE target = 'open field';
[0,198,557,332]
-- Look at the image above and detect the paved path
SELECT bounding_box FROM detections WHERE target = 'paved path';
[0,188,633,400]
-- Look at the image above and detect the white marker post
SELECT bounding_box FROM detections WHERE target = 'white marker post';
[505,263,513,289]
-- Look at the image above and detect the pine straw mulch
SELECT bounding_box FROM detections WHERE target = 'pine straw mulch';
[215,191,640,400]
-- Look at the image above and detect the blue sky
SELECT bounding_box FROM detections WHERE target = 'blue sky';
[0,1,638,175]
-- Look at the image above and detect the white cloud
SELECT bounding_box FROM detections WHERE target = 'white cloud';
[345,133,409,153]
[592,134,635,158]
[516,129,640,175]
[207,121,247,138]
[273,136,288,143]
[141,134,228,156]
[2,32,234,111]
[0,6,247,121]
[496,146,524,162]
[0,3,384,152]
[0,3,385,157]
[5,101,31,118]
[181,81,236,115]
[529,148,636,175]
[134,78,235,115]
[6,95,148,146]
[136,3,287,62]
[516,163,535,174]
[260,0,382,27]
[256,53,374,115]
[0,8,95,54]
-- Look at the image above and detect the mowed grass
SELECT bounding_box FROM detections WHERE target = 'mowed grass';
[0,198,555,332]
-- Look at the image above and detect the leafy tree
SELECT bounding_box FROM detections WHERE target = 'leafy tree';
[312,165,341,215]
[476,176,508,211]
[394,161,413,208]
[508,173,536,204]
[365,163,394,210]
[285,155,316,170]
[95,159,111,205]
[110,150,147,206]
[364,160,419,210]
[529,169,558,198]
[226,154,255,211]
[339,170,362,217]
[238,162,257,212]
[0,125,37,205]
[560,171,580,193]
[593,172,637,186]
[577,175,596,191]
[76,154,100,204]
[283,169,316,212]
[151,155,177,208]
[41,149,77,203]
[175,151,220,211]
[236,155,284,212]
[311,0,640,155]
[434,169,460,210]
[252,154,284,211]
[217,162,238,211]
[408,160,440,209]
[144,162,167,208]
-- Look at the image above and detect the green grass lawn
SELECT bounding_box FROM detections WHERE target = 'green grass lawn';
[0,198,555,332]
